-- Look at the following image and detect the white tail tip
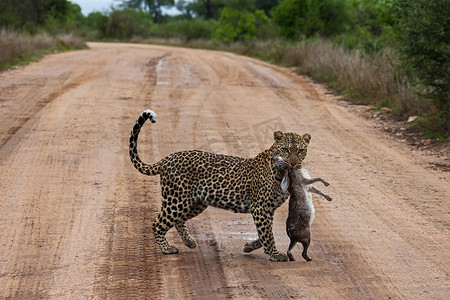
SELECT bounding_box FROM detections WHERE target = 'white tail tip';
[142,109,156,123]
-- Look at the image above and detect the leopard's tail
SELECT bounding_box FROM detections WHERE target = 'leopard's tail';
[129,109,162,176]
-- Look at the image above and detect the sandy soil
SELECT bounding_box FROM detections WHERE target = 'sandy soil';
[0,42,448,299]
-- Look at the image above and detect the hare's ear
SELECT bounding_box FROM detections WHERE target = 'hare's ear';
[274,131,284,142]
[302,133,311,145]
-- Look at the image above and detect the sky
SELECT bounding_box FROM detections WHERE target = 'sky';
[71,0,117,15]
[71,0,180,16]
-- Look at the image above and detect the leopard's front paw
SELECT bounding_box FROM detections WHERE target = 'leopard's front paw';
[184,237,197,249]
[243,239,262,253]
[268,251,288,262]
[161,245,179,254]
[243,244,254,253]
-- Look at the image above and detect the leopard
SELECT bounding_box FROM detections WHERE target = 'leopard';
[129,109,312,262]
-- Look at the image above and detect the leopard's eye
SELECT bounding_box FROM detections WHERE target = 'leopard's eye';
[298,149,306,155]
[281,147,290,153]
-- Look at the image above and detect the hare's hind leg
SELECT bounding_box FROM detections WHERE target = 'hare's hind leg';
[310,186,332,201]
[303,177,329,186]
[287,240,296,261]
[301,231,312,261]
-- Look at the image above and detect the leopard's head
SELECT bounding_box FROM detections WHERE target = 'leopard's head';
[271,131,311,169]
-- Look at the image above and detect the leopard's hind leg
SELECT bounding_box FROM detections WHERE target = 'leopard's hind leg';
[175,199,208,249]
[152,194,181,254]
[152,213,179,254]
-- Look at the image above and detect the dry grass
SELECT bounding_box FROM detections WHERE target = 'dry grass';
[0,29,86,69]
[296,41,429,118]
[56,33,86,49]
[227,39,429,119]
[0,29,54,66]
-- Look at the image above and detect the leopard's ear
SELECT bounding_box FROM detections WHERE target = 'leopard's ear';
[302,133,311,145]
[274,131,284,142]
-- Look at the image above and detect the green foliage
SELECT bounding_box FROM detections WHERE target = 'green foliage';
[334,25,383,55]
[0,0,71,31]
[44,2,85,34]
[272,0,307,39]
[0,0,85,34]
[178,0,278,20]
[273,0,352,39]
[390,0,450,134]
[176,0,195,18]
[148,19,218,40]
[103,9,154,39]
[216,7,268,43]
[121,0,175,23]
[176,19,218,41]
[84,12,108,38]
[188,0,226,20]
[254,0,279,17]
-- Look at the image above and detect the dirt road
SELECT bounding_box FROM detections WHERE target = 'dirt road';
[0,42,448,299]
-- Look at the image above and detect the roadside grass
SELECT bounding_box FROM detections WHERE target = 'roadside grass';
[229,39,431,120]
[0,29,87,70]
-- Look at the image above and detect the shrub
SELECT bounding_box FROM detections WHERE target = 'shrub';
[334,25,383,55]
[178,19,217,41]
[103,9,153,39]
[0,29,54,67]
[216,8,269,44]
[390,0,449,134]
[0,29,86,69]
[156,19,218,41]
[272,0,352,39]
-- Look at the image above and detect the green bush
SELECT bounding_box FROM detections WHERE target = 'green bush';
[390,0,450,135]
[334,25,383,55]
[0,0,82,34]
[273,0,351,39]
[145,19,218,40]
[103,9,153,39]
[216,7,268,44]
[171,19,218,41]
[84,12,109,39]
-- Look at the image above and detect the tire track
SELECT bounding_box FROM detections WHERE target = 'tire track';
[93,55,165,299]
[93,179,164,299]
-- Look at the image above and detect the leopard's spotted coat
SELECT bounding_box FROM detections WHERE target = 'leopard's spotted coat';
[129,109,311,261]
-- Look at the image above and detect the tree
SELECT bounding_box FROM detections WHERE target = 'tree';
[254,0,279,17]
[85,12,109,37]
[176,0,194,18]
[390,0,449,133]
[178,0,275,20]
[121,0,174,23]
[0,0,76,32]
[187,0,226,20]
[272,0,352,39]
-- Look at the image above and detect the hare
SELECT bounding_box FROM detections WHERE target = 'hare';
[273,157,332,261]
